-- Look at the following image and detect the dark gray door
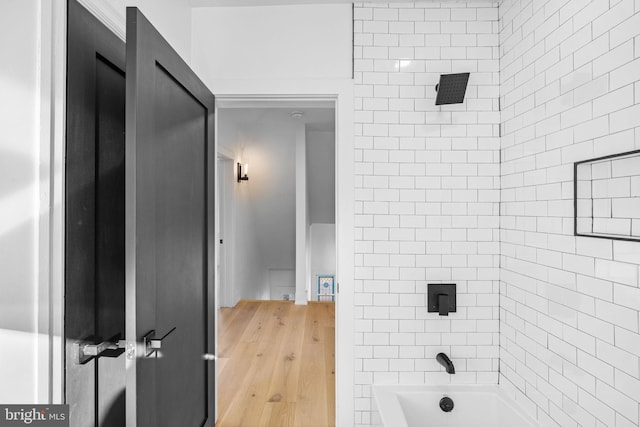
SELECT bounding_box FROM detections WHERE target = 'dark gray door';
[124,8,215,427]
[65,0,126,426]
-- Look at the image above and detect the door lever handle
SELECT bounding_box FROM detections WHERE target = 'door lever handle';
[143,327,177,357]
[84,339,127,356]
[75,334,126,364]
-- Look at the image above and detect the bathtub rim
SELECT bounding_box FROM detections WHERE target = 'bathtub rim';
[372,384,538,427]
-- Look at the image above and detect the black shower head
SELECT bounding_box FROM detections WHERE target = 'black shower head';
[435,72,470,105]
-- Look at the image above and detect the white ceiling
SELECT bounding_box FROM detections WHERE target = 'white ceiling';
[192,0,494,7]
[220,107,335,132]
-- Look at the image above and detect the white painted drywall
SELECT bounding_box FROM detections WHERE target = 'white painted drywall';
[307,130,336,224]
[269,269,295,300]
[309,224,337,301]
[295,123,308,304]
[232,177,270,302]
[119,0,191,61]
[217,109,336,304]
[222,109,298,272]
[0,0,40,404]
[306,130,336,302]
[217,113,270,304]
[80,0,192,62]
[190,4,352,81]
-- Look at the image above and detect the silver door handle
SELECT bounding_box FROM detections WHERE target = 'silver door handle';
[75,335,126,364]
[143,327,176,357]
[83,339,127,356]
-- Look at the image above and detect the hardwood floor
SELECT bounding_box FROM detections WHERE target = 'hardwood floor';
[216,300,335,427]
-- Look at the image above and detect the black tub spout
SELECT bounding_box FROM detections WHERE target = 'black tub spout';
[436,353,455,374]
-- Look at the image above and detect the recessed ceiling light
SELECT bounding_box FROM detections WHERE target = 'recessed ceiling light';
[291,111,304,119]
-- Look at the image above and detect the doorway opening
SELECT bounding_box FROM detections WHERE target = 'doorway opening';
[215,100,337,426]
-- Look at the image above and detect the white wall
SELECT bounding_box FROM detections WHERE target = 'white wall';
[269,269,295,300]
[499,1,640,426]
[296,123,310,304]
[307,130,337,302]
[220,109,298,270]
[307,130,336,224]
[217,156,265,307]
[81,0,192,62]
[217,111,270,303]
[354,3,501,425]
[231,169,270,303]
[191,4,352,81]
[310,224,337,301]
[0,0,41,404]
[218,108,337,305]
[0,0,197,404]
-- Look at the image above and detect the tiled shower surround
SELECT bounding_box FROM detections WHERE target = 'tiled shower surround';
[354,1,640,426]
[499,0,640,426]
[354,2,501,425]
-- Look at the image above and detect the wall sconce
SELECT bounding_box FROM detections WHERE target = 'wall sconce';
[237,162,249,182]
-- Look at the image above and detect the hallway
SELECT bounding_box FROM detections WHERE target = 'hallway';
[216,300,335,427]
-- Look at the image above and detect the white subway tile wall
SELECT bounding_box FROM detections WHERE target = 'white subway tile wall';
[500,0,640,426]
[354,2,500,425]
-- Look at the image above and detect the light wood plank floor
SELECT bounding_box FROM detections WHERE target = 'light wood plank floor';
[216,300,335,427]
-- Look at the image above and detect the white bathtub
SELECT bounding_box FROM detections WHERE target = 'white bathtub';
[372,384,538,427]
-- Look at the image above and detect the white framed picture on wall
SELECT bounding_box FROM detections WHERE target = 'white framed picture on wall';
[317,275,335,302]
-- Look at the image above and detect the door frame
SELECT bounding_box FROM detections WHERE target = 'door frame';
[39,0,69,404]
[213,84,354,427]
[41,0,127,405]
